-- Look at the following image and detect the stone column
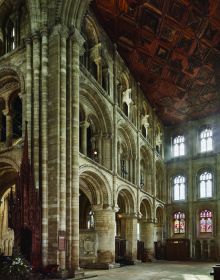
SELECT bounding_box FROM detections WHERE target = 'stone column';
[59,28,68,270]
[47,25,62,265]
[80,121,89,155]
[93,206,116,264]
[188,158,194,258]
[103,133,112,169]
[66,35,73,269]
[129,157,133,183]
[113,45,118,207]
[124,214,137,260]
[97,133,102,163]
[32,33,40,189]
[71,28,84,273]
[41,29,49,266]
[94,57,102,85]
[102,68,109,93]
[140,219,154,255]
[4,111,12,147]
[25,37,32,147]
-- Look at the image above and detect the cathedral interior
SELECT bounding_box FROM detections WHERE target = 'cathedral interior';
[0,0,220,277]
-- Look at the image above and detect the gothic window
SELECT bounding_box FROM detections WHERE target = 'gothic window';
[199,171,212,198]
[173,135,185,157]
[174,212,185,234]
[200,210,212,233]
[6,20,16,53]
[200,128,213,153]
[173,175,186,201]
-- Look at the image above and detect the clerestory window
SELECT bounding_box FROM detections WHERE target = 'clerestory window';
[200,128,213,153]
[173,135,185,157]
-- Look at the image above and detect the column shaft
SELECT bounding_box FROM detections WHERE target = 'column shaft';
[140,221,154,254]
[32,34,40,189]
[71,29,84,271]
[6,114,12,147]
[41,30,49,266]
[94,208,115,263]
[25,38,32,152]
[125,216,137,260]
[59,32,67,269]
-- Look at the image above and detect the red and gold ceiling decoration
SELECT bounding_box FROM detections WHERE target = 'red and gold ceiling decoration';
[93,0,220,125]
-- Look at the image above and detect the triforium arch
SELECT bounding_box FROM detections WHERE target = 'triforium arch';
[140,145,153,194]
[0,158,19,256]
[117,121,136,183]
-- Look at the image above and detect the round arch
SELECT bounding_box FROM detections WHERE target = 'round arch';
[116,185,136,214]
[139,197,153,220]
[79,165,112,206]
[0,65,25,96]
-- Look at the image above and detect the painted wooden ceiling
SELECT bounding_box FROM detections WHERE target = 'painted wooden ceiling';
[93,0,220,125]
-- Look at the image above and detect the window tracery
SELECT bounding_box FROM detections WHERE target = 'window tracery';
[173,175,185,201]
[173,135,185,157]
[199,171,212,198]
[200,128,213,153]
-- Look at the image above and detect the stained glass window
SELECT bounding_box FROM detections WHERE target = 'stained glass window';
[173,175,186,201]
[173,135,185,157]
[200,128,213,153]
[200,210,212,233]
[174,212,185,234]
[200,172,212,198]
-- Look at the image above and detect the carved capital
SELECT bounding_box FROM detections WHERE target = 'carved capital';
[40,27,48,37]
[69,27,85,49]
[51,24,69,38]
[24,36,32,45]
[32,32,40,42]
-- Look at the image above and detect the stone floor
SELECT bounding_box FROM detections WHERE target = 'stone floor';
[83,261,216,280]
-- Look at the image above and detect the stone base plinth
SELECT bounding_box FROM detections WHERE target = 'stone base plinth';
[83,262,120,270]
